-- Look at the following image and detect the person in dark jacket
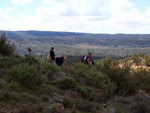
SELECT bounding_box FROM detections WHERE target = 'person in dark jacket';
[55,56,67,67]
[50,47,55,62]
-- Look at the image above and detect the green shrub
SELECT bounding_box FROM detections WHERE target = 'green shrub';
[25,54,39,65]
[33,84,57,96]
[67,62,116,98]
[53,78,78,90]
[44,62,61,73]
[131,53,145,66]
[67,63,89,78]
[7,64,46,89]
[63,98,74,108]
[0,90,20,103]
[53,78,94,101]
[3,81,24,93]
[96,58,136,95]
[144,55,150,67]
[133,69,150,93]
[49,103,60,113]
[0,54,24,68]
[0,33,15,56]
[101,78,116,98]
[67,62,99,85]
[76,87,94,101]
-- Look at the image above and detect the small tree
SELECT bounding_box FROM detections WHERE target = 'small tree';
[0,32,15,56]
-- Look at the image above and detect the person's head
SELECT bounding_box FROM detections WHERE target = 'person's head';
[88,52,92,57]
[28,48,32,54]
[28,48,31,51]
[63,57,67,62]
[51,47,54,50]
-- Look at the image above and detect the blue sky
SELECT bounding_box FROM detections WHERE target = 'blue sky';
[131,0,150,12]
[0,0,150,34]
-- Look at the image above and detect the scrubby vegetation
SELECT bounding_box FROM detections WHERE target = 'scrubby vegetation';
[1,34,150,112]
[1,53,150,113]
[0,33,15,56]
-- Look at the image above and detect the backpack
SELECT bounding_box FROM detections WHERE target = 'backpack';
[48,54,52,62]
[82,56,88,64]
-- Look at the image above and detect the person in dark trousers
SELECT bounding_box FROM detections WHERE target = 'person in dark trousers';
[87,52,95,67]
[55,56,67,67]
[50,47,55,62]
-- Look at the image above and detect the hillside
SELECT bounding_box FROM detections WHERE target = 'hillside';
[1,31,150,113]
[1,30,150,58]
[1,54,150,113]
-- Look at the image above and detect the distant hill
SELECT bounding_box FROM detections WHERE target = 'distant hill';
[0,30,87,37]
[1,30,150,57]
[1,30,150,39]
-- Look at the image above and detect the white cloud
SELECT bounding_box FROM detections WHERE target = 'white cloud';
[42,0,68,5]
[11,0,34,6]
[1,0,150,34]
[6,7,13,13]
[0,10,17,30]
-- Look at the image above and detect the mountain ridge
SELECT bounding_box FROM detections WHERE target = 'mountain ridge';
[1,30,150,38]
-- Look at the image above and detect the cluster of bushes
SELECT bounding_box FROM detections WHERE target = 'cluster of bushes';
[0,54,40,69]
[53,78,94,101]
[0,54,24,68]
[1,34,150,113]
[130,53,150,67]
[96,58,136,95]
[133,69,150,94]
[7,64,46,89]
[67,63,117,99]
[0,33,15,56]
[96,56,150,96]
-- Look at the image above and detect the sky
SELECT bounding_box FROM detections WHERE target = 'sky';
[0,0,150,34]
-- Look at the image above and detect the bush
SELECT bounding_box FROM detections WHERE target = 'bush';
[63,98,74,108]
[76,87,94,101]
[101,78,116,98]
[131,53,145,66]
[53,78,94,101]
[67,62,116,98]
[67,63,89,78]
[0,54,24,68]
[25,54,39,66]
[0,33,15,56]
[53,78,78,90]
[44,62,61,73]
[0,90,20,103]
[96,58,136,95]
[133,69,150,93]
[144,55,150,67]
[7,64,46,89]
[67,62,99,85]
[49,103,60,113]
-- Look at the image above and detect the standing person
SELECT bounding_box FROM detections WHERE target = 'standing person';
[50,47,55,62]
[86,52,95,67]
[27,48,32,55]
[55,56,67,67]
